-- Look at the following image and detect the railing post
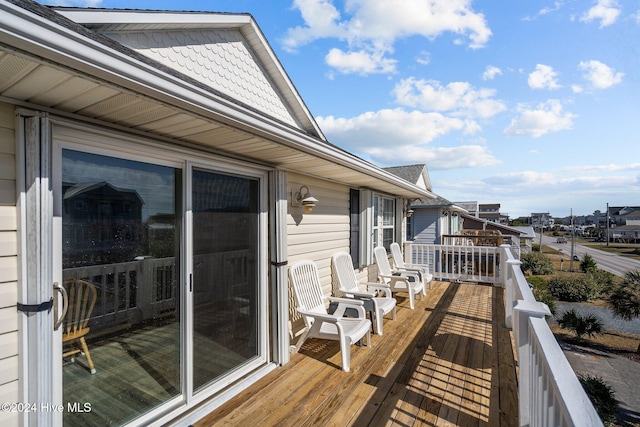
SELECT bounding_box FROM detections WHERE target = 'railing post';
[505,259,522,328]
[513,300,551,427]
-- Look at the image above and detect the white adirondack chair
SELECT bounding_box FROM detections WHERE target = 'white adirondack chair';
[331,252,396,335]
[390,242,432,295]
[374,246,423,310]
[289,260,371,372]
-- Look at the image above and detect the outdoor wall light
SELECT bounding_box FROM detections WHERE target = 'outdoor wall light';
[292,185,319,213]
[406,209,414,218]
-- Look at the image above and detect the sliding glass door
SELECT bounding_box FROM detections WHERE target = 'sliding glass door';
[53,135,267,426]
[191,169,260,391]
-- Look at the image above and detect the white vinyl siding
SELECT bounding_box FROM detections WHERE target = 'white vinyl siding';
[286,175,350,337]
[0,101,18,426]
[287,174,350,294]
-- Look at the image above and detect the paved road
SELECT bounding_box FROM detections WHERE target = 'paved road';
[540,234,640,277]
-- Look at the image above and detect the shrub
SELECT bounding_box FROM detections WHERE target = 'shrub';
[587,269,615,298]
[520,251,554,276]
[557,309,603,340]
[577,374,617,426]
[549,275,589,302]
[580,253,598,273]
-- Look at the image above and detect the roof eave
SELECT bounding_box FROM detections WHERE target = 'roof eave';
[1,1,431,199]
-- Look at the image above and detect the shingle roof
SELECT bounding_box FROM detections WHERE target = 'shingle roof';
[382,164,425,185]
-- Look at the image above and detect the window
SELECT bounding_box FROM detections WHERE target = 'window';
[349,189,360,268]
[373,195,395,251]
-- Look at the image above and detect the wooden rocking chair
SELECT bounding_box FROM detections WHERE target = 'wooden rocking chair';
[62,279,97,374]
[289,260,371,372]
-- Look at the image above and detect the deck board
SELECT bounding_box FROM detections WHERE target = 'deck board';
[194,281,518,427]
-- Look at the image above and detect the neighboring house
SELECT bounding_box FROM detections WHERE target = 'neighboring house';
[406,195,467,244]
[455,201,479,217]
[384,165,466,245]
[608,206,640,226]
[531,212,554,230]
[478,203,509,224]
[607,213,640,243]
[0,2,433,426]
[459,214,526,253]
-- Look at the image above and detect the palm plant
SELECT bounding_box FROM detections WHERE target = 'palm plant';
[609,269,640,352]
[557,309,603,340]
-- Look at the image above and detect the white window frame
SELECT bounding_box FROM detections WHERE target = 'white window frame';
[359,190,402,265]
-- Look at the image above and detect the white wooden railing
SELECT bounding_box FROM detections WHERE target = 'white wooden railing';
[406,242,604,427]
[406,243,503,284]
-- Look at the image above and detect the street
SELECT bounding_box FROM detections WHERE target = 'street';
[539,234,640,277]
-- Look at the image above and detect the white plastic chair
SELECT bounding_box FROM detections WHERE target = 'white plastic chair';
[332,252,396,335]
[289,260,371,372]
[390,242,432,295]
[374,246,423,309]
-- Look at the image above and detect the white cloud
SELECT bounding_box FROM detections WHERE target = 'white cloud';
[283,0,492,74]
[580,0,621,28]
[503,100,577,138]
[528,64,561,90]
[317,108,467,148]
[578,60,624,89]
[393,78,507,119]
[325,48,397,74]
[316,108,500,169]
[281,0,347,52]
[483,171,556,186]
[416,51,431,65]
[539,1,563,16]
[482,66,502,81]
[368,145,500,169]
[562,163,640,172]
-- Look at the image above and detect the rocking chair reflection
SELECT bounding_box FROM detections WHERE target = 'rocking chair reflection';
[62,279,97,374]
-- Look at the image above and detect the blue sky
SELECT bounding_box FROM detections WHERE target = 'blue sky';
[39,0,640,219]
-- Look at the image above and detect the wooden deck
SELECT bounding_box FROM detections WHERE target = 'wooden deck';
[194,281,518,427]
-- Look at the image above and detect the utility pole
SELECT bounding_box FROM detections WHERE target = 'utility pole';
[569,208,575,272]
[606,202,610,247]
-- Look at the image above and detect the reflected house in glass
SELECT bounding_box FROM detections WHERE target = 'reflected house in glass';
[62,181,144,266]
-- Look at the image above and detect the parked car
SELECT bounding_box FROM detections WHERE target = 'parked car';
[556,237,567,243]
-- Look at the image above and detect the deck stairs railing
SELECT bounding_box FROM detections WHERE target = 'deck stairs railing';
[406,243,604,427]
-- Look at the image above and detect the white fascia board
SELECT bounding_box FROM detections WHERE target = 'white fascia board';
[1,1,429,199]
[53,9,254,27]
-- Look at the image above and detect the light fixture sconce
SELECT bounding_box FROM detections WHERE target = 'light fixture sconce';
[404,199,415,218]
[292,185,319,213]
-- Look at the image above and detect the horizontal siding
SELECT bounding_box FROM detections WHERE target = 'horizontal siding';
[0,331,18,363]
[0,282,17,310]
[0,231,17,257]
[286,175,352,337]
[0,380,19,426]
[0,206,17,230]
[0,102,18,418]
